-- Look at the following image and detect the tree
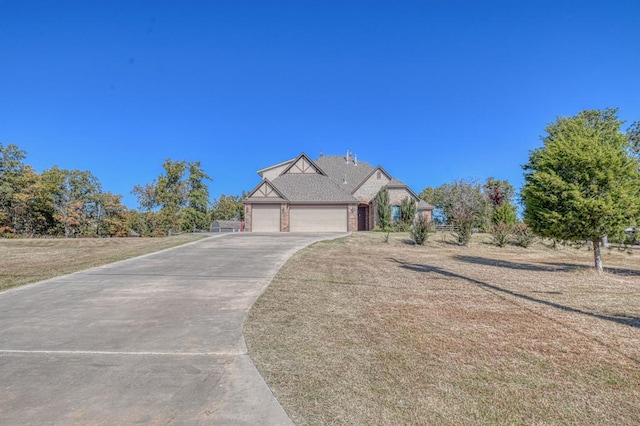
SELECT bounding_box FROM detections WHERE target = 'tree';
[96,192,128,237]
[522,108,640,272]
[483,177,515,209]
[376,186,391,230]
[41,166,102,237]
[132,159,188,235]
[439,179,489,244]
[491,202,517,225]
[419,186,445,224]
[211,193,244,221]
[182,161,212,232]
[411,215,432,245]
[132,159,213,235]
[627,121,640,155]
[0,143,27,234]
[400,197,417,226]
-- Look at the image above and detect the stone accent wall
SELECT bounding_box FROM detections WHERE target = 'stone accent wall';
[347,204,358,232]
[353,171,390,203]
[280,203,290,232]
[244,204,252,232]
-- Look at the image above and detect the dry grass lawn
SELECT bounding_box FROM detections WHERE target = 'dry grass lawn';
[245,232,640,425]
[0,234,206,291]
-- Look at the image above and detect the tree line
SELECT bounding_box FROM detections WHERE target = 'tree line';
[4,107,639,272]
[0,144,245,238]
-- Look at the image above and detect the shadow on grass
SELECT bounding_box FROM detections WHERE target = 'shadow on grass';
[454,255,566,272]
[454,255,640,277]
[389,258,640,330]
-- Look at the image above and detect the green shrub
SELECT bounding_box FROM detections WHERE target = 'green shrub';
[492,202,517,225]
[411,216,433,245]
[452,210,474,245]
[392,221,410,232]
[376,187,391,230]
[400,197,417,226]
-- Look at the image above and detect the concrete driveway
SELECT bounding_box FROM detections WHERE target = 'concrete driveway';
[0,233,345,425]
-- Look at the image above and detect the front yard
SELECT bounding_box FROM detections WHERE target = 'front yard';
[245,232,640,425]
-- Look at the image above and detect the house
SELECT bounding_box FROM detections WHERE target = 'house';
[243,152,432,232]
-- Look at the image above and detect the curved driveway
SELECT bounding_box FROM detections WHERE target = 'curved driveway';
[0,233,344,425]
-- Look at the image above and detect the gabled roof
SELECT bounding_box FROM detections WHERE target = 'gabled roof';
[245,152,432,209]
[271,173,357,203]
[281,153,327,176]
[245,179,287,203]
[257,158,295,178]
[350,165,393,195]
[315,155,374,194]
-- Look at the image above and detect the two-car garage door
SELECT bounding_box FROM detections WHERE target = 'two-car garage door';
[251,205,348,232]
[290,206,347,232]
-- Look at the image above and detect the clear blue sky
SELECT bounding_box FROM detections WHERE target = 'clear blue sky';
[2,1,639,209]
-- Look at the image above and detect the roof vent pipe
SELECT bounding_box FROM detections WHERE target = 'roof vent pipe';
[343,174,347,185]
[346,150,350,163]
[354,154,358,166]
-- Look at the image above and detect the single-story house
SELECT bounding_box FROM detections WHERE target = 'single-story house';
[243,152,432,232]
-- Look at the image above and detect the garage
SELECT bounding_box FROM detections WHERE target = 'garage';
[290,205,348,232]
[251,204,281,232]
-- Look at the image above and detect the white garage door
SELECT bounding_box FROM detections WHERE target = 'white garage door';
[252,205,281,232]
[290,206,347,232]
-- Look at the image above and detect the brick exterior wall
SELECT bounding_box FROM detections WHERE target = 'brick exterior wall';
[419,209,433,222]
[280,203,290,232]
[369,189,431,229]
[244,204,252,232]
[353,172,390,203]
[347,204,357,232]
[388,188,413,205]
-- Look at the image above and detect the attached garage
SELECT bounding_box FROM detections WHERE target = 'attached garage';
[252,204,281,232]
[290,205,348,232]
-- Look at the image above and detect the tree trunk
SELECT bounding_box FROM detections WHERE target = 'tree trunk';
[593,239,603,273]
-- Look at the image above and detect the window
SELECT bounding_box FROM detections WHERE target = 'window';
[391,205,401,222]
[377,171,381,179]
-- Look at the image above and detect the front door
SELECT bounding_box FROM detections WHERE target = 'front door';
[358,206,368,231]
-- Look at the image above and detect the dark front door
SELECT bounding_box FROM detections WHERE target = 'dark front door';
[358,206,367,231]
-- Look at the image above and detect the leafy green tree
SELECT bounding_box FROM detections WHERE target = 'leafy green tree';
[0,143,27,234]
[376,186,391,230]
[41,166,102,237]
[211,193,245,221]
[491,201,517,226]
[133,159,213,235]
[133,159,188,235]
[410,215,432,245]
[522,108,640,272]
[400,197,417,226]
[96,192,128,237]
[182,161,212,231]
